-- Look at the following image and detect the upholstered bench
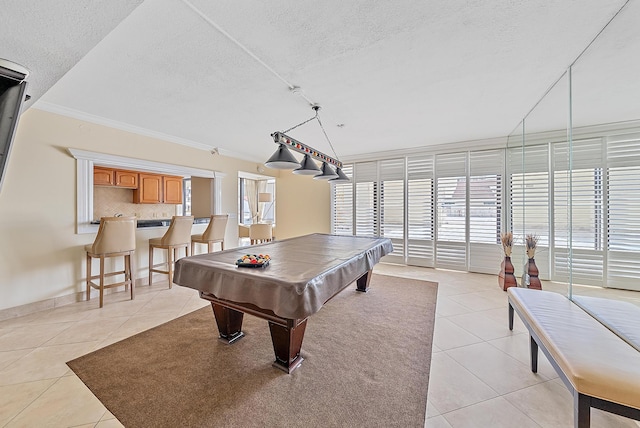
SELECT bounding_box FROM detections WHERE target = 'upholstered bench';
[507,287,640,428]
[572,295,640,352]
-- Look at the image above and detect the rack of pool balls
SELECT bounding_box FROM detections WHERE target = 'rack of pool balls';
[236,254,271,267]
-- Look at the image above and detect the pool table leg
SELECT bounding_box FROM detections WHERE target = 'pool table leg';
[356,269,373,292]
[211,303,245,344]
[268,318,307,373]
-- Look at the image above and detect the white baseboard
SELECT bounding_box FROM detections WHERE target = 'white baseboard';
[0,277,151,322]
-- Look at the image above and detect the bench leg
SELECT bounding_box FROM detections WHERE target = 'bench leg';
[530,335,538,373]
[574,392,590,428]
[508,303,514,330]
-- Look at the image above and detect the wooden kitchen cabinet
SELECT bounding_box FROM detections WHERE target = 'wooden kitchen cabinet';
[115,170,138,188]
[93,167,114,186]
[133,173,183,204]
[134,173,163,204]
[163,176,183,204]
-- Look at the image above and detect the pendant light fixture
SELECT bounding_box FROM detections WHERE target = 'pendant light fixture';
[314,162,339,180]
[265,105,349,182]
[331,167,350,182]
[293,153,322,175]
[264,142,301,169]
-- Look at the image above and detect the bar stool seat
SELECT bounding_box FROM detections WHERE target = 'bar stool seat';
[86,216,136,308]
[191,214,229,255]
[149,216,194,287]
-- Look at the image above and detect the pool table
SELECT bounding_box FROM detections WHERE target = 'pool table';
[173,233,393,373]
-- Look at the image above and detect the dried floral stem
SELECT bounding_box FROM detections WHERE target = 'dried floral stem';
[525,234,539,259]
[500,232,513,257]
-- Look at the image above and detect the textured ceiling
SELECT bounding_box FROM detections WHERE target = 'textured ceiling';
[3,0,638,164]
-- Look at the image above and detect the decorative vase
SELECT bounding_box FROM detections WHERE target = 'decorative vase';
[523,258,542,290]
[498,256,517,291]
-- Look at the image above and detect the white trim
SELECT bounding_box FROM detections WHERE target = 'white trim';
[68,148,226,179]
[68,148,226,234]
[76,158,94,234]
[212,179,222,214]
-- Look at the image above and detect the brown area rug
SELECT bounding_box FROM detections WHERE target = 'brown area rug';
[67,274,438,428]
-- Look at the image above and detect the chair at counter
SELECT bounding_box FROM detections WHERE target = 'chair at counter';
[85,216,136,308]
[148,215,194,288]
[249,223,273,245]
[191,214,228,255]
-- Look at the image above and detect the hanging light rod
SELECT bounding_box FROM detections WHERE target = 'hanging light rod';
[264,105,349,182]
[270,132,342,169]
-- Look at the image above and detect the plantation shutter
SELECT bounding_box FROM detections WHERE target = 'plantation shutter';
[468,149,504,274]
[508,144,550,279]
[379,158,405,262]
[435,152,467,270]
[552,139,604,285]
[606,133,640,290]
[354,161,378,237]
[407,155,434,267]
[331,163,354,235]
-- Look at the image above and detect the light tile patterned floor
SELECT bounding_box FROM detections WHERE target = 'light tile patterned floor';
[0,263,639,427]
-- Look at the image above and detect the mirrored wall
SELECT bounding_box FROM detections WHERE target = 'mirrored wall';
[507,0,640,301]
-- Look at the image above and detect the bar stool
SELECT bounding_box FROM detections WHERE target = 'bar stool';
[249,223,273,245]
[149,216,194,288]
[191,214,229,255]
[85,216,137,308]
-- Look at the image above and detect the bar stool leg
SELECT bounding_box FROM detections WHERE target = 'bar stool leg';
[124,254,129,293]
[168,246,174,288]
[149,245,153,286]
[99,256,105,308]
[127,253,135,301]
[86,254,92,302]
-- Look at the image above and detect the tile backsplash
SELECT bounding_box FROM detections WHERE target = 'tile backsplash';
[93,187,178,221]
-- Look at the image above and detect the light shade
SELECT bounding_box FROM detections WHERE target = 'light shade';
[329,167,350,182]
[265,144,300,169]
[293,154,322,175]
[258,192,272,203]
[313,162,339,180]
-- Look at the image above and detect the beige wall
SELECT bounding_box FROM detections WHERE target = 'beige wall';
[190,177,213,218]
[0,109,331,314]
[276,172,331,239]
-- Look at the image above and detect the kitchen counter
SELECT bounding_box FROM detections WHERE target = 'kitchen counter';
[90,217,210,228]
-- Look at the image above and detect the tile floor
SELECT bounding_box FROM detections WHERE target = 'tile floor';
[1,264,639,427]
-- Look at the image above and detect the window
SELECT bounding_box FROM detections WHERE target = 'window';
[468,149,504,273]
[239,176,275,225]
[379,158,405,261]
[330,130,640,289]
[552,139,604,284]
[354,162,378,237]
[407,155,434,267]
[508,145,549,248]
[435,152,467,269]
[331,164,353,235]
[606,133,640,288]
[181,178,192,216]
